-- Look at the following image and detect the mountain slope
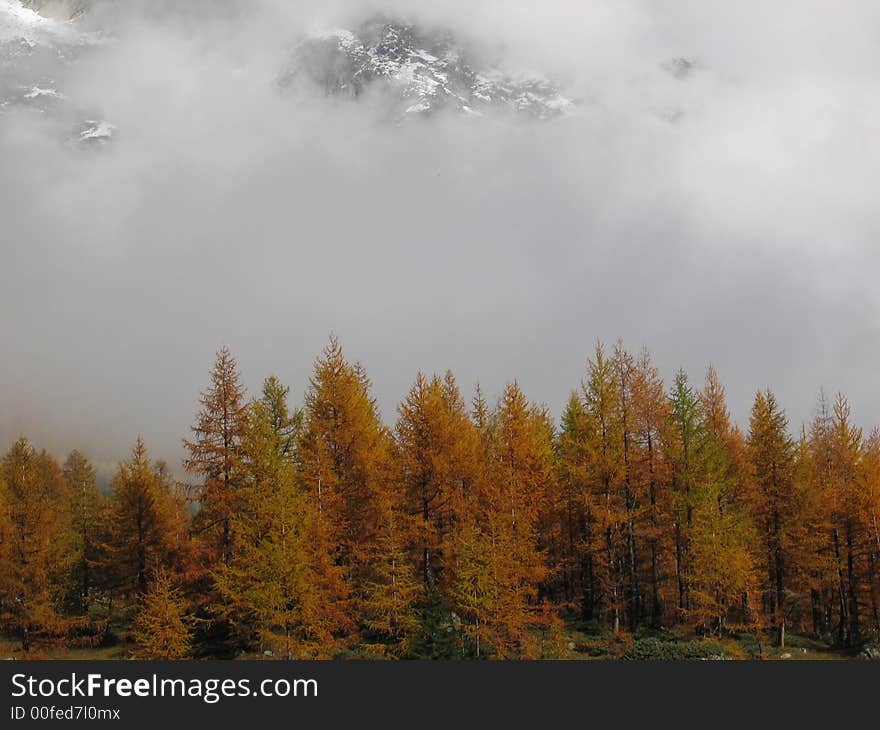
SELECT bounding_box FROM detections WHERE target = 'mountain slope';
[282,17,574,119]
[0,0,111,143]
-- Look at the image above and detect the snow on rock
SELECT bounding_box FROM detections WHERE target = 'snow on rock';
[0,0,50,42]
[23,84,62,98]
[0,0,87,44]
[1,0,111,144]
[283,16,575,120]
[75,118,114,142]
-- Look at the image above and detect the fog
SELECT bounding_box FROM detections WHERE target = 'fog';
[3,0,880,472]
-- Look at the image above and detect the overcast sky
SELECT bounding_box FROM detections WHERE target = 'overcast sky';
[3,0,880,471]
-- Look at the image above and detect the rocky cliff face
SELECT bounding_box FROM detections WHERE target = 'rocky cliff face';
[282,17,574,120]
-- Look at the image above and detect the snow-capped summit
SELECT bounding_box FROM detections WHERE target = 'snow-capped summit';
[282,17,575,120]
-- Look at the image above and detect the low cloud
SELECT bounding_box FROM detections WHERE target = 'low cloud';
[3,0,880,467]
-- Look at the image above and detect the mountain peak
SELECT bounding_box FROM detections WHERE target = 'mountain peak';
[282,16,574,120]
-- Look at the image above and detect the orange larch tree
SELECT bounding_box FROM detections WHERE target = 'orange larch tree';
[858,428,880,636]
[62,450,103,612]
[825,394,866,647]
[296,336,391,648]
[480,383,553,656]
[554,391,592,614]
[630,348,672,625]
[183,346,248,567]
[747,390,800,646]
[395,371,478,591]
[104,437,190,602]
[582,343,626,631]
[0,440,72,651]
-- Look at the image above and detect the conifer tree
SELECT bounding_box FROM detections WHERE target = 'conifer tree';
[804,393,842,639]
[62,450,103,611]
[0,471,12,616]
[395,371,478,591]
[684,367,754,631]
[184,346,248,566]
[361,498,422,657]
[481,383,553,656]
[582,343,626,631]
[699,366,731,442]
[825,394,865,646]
[747,390,798,646]
[0,440,71,650]
[448,521,495,657]
[132,569,192,660]
[472,383,490,436]
[631,348,672,624]
[105,438,189,600]
[612,342,640,630]
[214,386,343,659]
[296,336,389,642]
[554,392,592,612]
[667,369,702,618]
[260,375,301,457]
[858,428,880,635]
[688,417,758,634]
[687,486,759,634]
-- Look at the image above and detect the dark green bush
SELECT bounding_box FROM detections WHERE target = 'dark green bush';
[623,637,726,661]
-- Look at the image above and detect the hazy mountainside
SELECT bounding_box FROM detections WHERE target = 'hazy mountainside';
[1,1,697,142]
[0,1,578,146]
[0,0,112,143]
[21,0,90,18]
[282,17,575,119]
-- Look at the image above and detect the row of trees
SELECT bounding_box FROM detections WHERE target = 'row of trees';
[1,338,879,658]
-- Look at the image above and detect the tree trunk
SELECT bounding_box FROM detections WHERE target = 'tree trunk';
[869,551,880,633]
[675,522,686,619]
[648,434,661,624]
[626,484,638,632]
[811,586,822,637]
[833,528,849,646]
[773,507,785,646]
[846,522,860,646]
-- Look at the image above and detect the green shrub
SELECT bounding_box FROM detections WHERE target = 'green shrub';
[622,636,726,661]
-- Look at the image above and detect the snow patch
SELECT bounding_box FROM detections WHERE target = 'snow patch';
[23,85,62,98]
[77,119,115,142]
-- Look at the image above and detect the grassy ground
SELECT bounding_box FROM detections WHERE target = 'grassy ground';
[559,622,852,660]
[0,639,134,660]
[0,626,856,660]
